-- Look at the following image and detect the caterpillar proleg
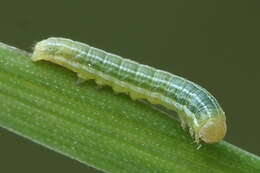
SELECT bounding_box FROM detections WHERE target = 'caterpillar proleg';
[31,37,226,143]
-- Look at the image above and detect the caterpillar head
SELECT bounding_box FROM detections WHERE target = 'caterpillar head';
[199,115,227,143]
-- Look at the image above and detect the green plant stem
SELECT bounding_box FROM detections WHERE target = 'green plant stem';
[0,42,259,173]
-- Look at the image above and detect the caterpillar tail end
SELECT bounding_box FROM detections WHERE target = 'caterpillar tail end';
[198,116,227,143]
[31,39,49,62]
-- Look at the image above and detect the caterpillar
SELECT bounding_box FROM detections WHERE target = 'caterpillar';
[31,37,226,144]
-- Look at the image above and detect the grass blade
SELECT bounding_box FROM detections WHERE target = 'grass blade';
[0,42,259,173]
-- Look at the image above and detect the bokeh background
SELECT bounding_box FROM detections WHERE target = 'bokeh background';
[0,1,259,172]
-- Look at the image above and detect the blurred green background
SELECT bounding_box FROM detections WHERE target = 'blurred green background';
[0,0,259,172]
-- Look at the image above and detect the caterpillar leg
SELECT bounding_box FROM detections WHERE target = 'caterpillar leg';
[76,77,86,85]
[177,112,187,130]
[130,92,139,100]
[194,131,200,144]
[76,73,93,85]
[76,74,87,85]
[95,78,106,89]
[196,144,202,150]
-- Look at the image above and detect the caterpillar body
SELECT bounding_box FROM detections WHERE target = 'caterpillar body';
[32,37,226,143]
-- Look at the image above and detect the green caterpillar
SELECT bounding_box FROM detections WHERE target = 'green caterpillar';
[31,37,226,143]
